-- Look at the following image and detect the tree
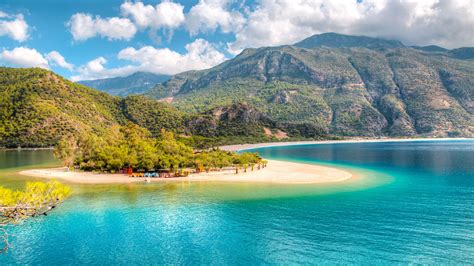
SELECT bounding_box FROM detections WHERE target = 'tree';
[155,129,193,171]
[53,136,78,168]
[0,180,71,253]
[52,124,264,177]
[232,152,260,174]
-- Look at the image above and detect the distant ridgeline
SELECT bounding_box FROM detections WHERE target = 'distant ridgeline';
[77,72,170,96]
[146,32,474,138]
[1,33,473,148]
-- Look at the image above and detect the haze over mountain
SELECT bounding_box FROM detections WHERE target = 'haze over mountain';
[78,72,170,96]
[146,33,474,137]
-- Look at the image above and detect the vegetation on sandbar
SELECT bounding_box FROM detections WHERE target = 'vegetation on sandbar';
[54,123,263,174]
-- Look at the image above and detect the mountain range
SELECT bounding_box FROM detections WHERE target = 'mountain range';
[78,72,170,96]
[146,33,473,137]
[0,33,472,148]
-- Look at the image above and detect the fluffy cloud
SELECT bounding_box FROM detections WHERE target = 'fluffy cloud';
[118,38,226,74]
[0,12,29,42]
[186,0,245,35]
[353,0,474,49]
[71,57,136,81]
[68,13,137,41]
[0,47,75,71]
[228,0,474,53]
[0,47,48,68]
[46,51,74,70]
[121,1,185,29]
[72,39,226,81]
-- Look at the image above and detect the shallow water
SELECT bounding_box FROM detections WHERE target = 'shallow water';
[0,140,473,264]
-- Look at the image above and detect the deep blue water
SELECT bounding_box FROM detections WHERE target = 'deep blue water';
[1,140,473,264]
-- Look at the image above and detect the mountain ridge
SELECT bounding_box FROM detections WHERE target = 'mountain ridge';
[145,33,473,137]
[1,33,472,148]
[294,32,404,49]
[78,72,170,96]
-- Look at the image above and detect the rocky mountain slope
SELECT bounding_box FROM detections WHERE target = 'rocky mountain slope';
[78,72,170,96]
[146,33,474,137]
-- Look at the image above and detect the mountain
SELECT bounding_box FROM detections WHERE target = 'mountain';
[294,32,404,50]
[411,45,448,53]
[146,33,474,137]
[0,68,283,148]
[412,46,474,60]
[0,68,180,147]
[78,72,170,96]
[0,68,123,147]
[448,47,474,60]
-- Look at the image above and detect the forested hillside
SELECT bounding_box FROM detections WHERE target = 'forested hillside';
[0,68,123,147]
[0,68,287,148]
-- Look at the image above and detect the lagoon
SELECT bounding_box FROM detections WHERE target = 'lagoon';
[0,140,473,264]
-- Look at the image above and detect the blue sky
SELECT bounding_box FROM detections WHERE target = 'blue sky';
[0,0,473,81]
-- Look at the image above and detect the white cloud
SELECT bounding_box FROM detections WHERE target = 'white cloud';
[0,13,29,42]
[186,0,245,35]
[228,0,474,53]
[0,47,48,68]
[46,51,74,70]
[72,39,226,81]
[68,13,137,41]
[118,38,226,74]
[354,0,474,49]
[71,57,136,81]
[121,1,185,29]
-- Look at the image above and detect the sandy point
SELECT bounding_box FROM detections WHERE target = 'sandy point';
[19,160,353,185]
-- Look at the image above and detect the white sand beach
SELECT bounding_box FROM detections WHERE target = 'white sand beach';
[19,159,353,185]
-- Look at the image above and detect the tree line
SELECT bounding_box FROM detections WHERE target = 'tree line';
[54,123,264,173]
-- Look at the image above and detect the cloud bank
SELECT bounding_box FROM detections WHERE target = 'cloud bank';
[227,0,474,53]
[5,0,472,81]
[71,39,226,81]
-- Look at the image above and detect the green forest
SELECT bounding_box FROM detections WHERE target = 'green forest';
[54,123,262,173]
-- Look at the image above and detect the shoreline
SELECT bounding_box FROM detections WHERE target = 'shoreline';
[2,138,470,152]
[220,137,472,152]
[17,137,471,185]
[1,147,54,151]
[19,159,353,185]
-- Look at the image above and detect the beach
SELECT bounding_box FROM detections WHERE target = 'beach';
[19,138,472,185]
[220,137,471,151]
[19,159,353,185]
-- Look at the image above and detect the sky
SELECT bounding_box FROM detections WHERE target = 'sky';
[0,0,473,81]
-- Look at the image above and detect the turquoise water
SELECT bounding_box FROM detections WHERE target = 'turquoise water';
[1,140,473,264]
